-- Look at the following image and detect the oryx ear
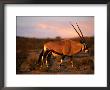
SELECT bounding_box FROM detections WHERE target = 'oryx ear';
[80,40,84,44]
[80,40,83,44]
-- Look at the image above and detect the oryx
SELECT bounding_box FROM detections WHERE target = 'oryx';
[37,23,89,68]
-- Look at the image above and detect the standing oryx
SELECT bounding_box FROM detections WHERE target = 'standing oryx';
[37,23,89,68]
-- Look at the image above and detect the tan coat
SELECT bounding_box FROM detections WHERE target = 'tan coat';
[44,40,84,56]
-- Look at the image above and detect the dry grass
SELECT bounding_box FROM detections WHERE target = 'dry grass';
[16,36,94,74]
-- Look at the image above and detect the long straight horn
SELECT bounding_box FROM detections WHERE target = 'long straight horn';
[76,23,85,42]
[76,23,84,38]
[76,23,88,48]
[70,23,83,40]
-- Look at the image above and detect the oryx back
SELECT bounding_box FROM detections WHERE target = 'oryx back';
[63,40,83,56]
[44,41,64,56]
[62,40,71,55]
[44,39,83,56]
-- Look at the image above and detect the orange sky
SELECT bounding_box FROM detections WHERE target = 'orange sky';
[17,16,94,38]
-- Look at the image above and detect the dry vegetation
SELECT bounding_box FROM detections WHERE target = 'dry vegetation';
[16,36,94,74]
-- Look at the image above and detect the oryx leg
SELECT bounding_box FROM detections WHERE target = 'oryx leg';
[37,49,44,67]
[43,50,50,67]
[38,49,49,68]
[46,51,52,67]
[59,55,65,68]
[70,56,73,68]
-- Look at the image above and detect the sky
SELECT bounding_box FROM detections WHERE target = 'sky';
[16,16,94,38]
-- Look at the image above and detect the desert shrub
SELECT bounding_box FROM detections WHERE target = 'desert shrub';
[16,51,29,73]
[16,36,94,74]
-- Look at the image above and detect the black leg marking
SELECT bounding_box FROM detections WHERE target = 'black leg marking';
[59,55,65,68]
[46,51,52,66]
[43,50,50,64]
[62,55,65,60]
[37,49,44,66]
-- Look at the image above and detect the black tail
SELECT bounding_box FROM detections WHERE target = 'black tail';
[37,49,44,65]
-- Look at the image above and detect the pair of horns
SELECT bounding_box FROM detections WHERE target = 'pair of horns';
[70,22,85,43]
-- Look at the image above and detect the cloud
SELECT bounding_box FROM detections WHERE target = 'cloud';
[36,23,49,29]
[17,16,94,38]
[33,22,80,38]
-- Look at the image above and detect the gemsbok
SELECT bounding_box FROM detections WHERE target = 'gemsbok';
[37,23,89,68]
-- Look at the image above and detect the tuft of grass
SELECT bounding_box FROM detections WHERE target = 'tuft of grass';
[16,36,94,74]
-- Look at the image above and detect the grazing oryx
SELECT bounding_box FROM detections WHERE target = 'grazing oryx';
[37,23,89,68]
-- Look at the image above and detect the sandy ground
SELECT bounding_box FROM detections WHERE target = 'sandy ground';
[17,51,94,74]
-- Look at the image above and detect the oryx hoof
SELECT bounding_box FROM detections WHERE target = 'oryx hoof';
[59,64,62,68]
[70,61,74,68]
[46,65,49,68]
[58,64,63,69]
[71,64,74,68]
[39,65,43,69]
